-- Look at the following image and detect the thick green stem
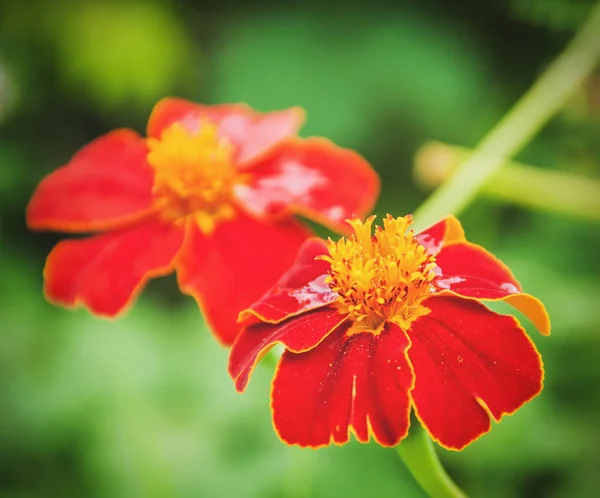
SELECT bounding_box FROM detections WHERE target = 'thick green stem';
[412,1,600,232]
[397,423,466,498]
[415,141,600,221]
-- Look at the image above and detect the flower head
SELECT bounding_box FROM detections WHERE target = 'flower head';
[26,98,380,345]
[229,214,550,449]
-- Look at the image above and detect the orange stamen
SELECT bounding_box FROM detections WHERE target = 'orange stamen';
[319,215,437,333]
[146,120,237,233]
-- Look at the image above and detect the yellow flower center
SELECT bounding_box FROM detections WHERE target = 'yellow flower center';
[319,214,437,333]
[146,120,238,233]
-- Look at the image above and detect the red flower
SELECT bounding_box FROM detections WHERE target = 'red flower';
[26,98,379,345]
[229,215,550,450]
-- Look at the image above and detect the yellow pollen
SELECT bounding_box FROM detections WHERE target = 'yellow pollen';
[318,214,437,334]
[146,120,238,233]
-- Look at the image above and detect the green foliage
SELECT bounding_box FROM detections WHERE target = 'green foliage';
[214,9,493,148]
[47,0,195,113]
[511,0,595,31]
[65,1,194,111]
[0,261,425,497]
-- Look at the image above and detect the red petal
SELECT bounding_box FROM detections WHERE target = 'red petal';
[416,215,466,254]
[408,295,544,450]
[271,323,414,447]
[229,307,347,392]
[147,97,305,166]
[175,211,312,346]
[434,242,550,335]
[234,138,379,233]
[44,220,184,316]
[239,238,337,326]
[27,130,155,233]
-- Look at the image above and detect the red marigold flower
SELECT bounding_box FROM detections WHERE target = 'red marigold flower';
[229,214,550,450]
[26,98,379,345]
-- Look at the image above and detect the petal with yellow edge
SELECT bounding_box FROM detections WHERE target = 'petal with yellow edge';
[229,307,348,392]
[435,241,550,335]
[175,211,312,346]
[146,97,305,166]
[27,130,155,233]
[271,323,414,447]
[408,295,544,451]
[234,138,380,234]
[415,215,466,255]
[239,238,336,326]
[44,220,184,316]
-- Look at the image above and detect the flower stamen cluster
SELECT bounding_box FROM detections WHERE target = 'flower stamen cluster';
[319,214,437,332]
[147,120,237,233]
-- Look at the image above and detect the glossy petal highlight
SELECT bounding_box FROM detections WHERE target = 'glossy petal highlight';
[229,308,348,392]
[27,130,155,232]
[408,295,544,450]
[435,242,551,335]
[415,215,466,254]
[239,238,336,326]
[44,220,184,316]
[147,97,305,166]
[271,323,414,447]
[175,211,312,345]
[234,138,380,233]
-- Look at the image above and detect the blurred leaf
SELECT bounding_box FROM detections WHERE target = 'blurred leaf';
[213,9,493,148]
[52,0,196,112]
[510,0,595,31]
[0,143,26,206]
[0,251,421,497]
[0,60,15,124]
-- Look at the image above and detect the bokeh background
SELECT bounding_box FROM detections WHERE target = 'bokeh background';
[1,0,600,496]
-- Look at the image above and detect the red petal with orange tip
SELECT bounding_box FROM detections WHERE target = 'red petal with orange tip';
[175,211,312,346]
[27,130,155,233]
[229,307,348,392]
[408,295,544,451]
[270,323,414,447]
[146,97,305,166]
[435,241,551,335]
[239,237,336,326]
[44,220,184,316]
[234,138,380,234]
[415,215,466,254]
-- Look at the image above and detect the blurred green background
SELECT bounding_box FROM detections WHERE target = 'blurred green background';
[1,0,599,496]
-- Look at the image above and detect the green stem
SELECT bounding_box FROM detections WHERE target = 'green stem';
[415,141,600,221]
[412,1,600,232]
[486,165,600,220]
[397,423,466,498]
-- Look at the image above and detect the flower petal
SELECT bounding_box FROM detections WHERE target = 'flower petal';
[175,211,312,346]
[408,295,544,451]
[233,138,380,233]
[239,238,337,326]
[271,323,414,447]
[415,215,466,254]
[27,130,156,233]
[435,242,550,335]
[147,97,305,166]
[229,307,347,392]
[44,220,184,316]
